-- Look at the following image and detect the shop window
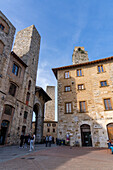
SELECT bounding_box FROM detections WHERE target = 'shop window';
[64,71,70,79]
[4,105,13,115]
[79,101,86,112]
[104,99,112,110]
[12,63,19,76]
[65,102,72,113]
[9,83,17,96]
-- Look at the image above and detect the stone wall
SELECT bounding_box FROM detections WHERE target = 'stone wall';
[57,59,113,147]
[45,86,55,121]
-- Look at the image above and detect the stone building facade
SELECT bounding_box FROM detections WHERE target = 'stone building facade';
[43,86,58,143]
[52,46,113,147]
[0,11,43,145]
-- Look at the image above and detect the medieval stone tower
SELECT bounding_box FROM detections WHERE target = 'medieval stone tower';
[72,46,89,64]
[0,10,41,145]
[45,86,55,121]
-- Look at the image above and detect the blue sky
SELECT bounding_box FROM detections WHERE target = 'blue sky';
[1,0,113,90]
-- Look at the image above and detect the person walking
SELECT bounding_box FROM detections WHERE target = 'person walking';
[29,134,34,151]
[45,135,49,147]
[49,135,52,147]
[19,132,24,148]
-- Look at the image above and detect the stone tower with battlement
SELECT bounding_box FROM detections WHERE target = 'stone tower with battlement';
[72,46,89,64]
[45,86,55,121]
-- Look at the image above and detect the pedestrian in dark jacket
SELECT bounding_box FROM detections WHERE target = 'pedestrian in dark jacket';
[19,133,24,148]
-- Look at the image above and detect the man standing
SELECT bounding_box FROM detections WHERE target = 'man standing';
[49,135,52,147]
[45,135,49,147]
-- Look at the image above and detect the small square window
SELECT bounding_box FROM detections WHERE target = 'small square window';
[78,84,84,90]
[65,86,71,92]
[100,81,107,87]
[77,69,82,76]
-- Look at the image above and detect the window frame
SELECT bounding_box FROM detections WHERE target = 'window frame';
[104,98,112,111]
[12,63,19,76]
[97,65,104,73]
[78,84,85,90]
[77,69,83,77]
[9,82,17,97]
[79,101,87,113]
[64,86,71,92]
[64,71,70,79]
[65,102,73,114]
[4,105,13,116]
[100,80,108,87]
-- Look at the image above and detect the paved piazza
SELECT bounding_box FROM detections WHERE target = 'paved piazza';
[0,144,113,170]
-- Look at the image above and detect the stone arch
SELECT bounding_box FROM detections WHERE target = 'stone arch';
[0,120,10,145]
[80,124,92,147]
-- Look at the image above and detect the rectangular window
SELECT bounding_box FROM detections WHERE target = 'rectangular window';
[4,105,13,115]
[24,111,28,119]
[0,24,4,30]
[64,71,70,78]
[53,128,55,133]
[104,99,112,110]
[79,101,86,112]
[100,81,107,87]
[65,86,71,92]
[78,84,84,90]
[26,92,30,105]
[9,83,17,96]
[65,102,72,113]
[77,69,82,76]
[47,128,50,132]
[12,63,19,76]
[98,65,104,73]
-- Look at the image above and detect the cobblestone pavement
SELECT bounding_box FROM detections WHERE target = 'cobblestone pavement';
[0,145,113,170]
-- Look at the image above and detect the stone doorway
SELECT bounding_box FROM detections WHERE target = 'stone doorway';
[0,120,9,145]
[107,123,113,140]
[80,124,92,147]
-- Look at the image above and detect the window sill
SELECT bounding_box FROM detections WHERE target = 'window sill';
[64,90,72,92]
[100,85,109,88]
[76,75,84,77]
[78,111,88,113]
[64,112,73,114]
[97,71,106,74]
[77,88,86,91]
[104,109,113,111]
[64,77,71,79]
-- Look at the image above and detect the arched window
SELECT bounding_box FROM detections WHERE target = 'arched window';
[28,80,31,90]
[107,123,113,140]
[26,92,30,105]
[0,40,4,55]
[9,83,17,97]
[4,105,13,115]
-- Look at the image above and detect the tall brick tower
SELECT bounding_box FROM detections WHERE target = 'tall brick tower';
[72,46,89,64]
[45,86,55,121]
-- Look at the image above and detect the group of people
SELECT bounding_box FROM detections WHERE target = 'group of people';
[45,135,52,147]
[19,133,35,151]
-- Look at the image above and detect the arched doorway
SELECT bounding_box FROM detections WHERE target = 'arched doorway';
[33,104,40,135]
[107,123,113,140]
[80,124,92,146]
[0,120,9,145]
